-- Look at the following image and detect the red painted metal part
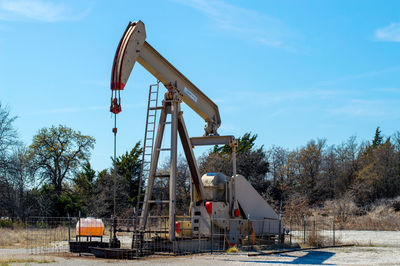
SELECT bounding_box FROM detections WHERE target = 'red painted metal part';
[175,221,181,234]
[205,201,213,214]
[110,82,125,91]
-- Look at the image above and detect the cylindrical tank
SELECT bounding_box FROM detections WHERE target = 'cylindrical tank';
[201,172,229,201]
[76,218,104,236]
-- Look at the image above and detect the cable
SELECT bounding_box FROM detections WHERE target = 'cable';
[113,113,117,217]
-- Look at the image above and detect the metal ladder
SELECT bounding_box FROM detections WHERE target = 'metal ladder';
[135,82,161,218]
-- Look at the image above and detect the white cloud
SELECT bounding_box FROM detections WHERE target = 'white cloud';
[172,0,295,50]
[316,65,400,87]
[0,0,90,22]
[375,23,400,42]
[327,99,399,118]
[223,88,349,108]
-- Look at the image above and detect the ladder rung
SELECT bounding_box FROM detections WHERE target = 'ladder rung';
[147,130,154,132]
[150,99,157,102]
[148,114,156,117]
[161,122,171,125]
[139,200,169,204]
[145,146,153,148]
[148,122,155,124]
[157,148,171,151]
[149,107,163,110]
[147,200,169,204]
[154,174,170,178]
[151,91,158,94]
[143,161,151,164]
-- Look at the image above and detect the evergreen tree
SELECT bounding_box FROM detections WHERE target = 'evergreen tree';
[372,127,383,149]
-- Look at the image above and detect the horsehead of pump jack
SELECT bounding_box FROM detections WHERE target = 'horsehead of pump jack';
[110,20,221,136]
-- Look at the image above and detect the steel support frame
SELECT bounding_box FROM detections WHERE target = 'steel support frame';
[169,95,178,241]
[140,90,203,241]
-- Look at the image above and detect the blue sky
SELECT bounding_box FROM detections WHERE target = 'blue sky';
[1,0,400,171]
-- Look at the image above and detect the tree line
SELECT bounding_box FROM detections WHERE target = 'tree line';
[1,102,400,220]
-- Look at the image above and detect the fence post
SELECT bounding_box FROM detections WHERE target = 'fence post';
[78,211,81,243]
[313,215,316,233]
[198,224,201,253]
[278,214,282,244]
[333,215,335,246]
[247,214,250,249]
[78,211,81,256]
[210,216,213,254]
[289,216,292,246]
[68,213,71,242]
[109,216,113,247]
[223,228,226,251]
[303,215,306,244]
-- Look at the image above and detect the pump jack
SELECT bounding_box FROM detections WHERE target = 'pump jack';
[108,20,281,254]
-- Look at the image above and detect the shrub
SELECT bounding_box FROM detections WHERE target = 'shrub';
[306,230,326,247]
[0,219,13,228]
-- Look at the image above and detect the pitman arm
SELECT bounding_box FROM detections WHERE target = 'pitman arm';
[111,20,221,136]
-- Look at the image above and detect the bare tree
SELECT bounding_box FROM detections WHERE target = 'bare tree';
[0,103,19,165]
[0,103,20,217]
[7,146,34,219]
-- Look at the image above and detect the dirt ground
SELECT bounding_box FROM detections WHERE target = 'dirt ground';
[1,246,399,265]
[1,230,400,265]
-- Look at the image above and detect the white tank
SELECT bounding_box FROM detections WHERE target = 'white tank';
[201,173,229,201]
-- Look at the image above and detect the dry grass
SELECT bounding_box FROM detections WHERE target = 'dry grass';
[339,215,400,230]
[336,202,400,230]
[309,198,400,231]
[0,257,55,265]
[0,228,28,248]
[306,229,329,247]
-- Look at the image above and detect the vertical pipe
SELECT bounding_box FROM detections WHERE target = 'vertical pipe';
[231,144,237,217]
[232,144,237,177]
[247,214,250,248]
[169,98,178,241]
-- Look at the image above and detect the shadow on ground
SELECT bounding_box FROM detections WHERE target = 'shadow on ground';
[224,250,335,265]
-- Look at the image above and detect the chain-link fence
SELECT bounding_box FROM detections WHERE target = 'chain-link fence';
[23,215,282,257]
[284,215,387,247]
[17,214,392,259]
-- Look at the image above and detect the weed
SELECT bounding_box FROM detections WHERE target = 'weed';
[227,246,239,253]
